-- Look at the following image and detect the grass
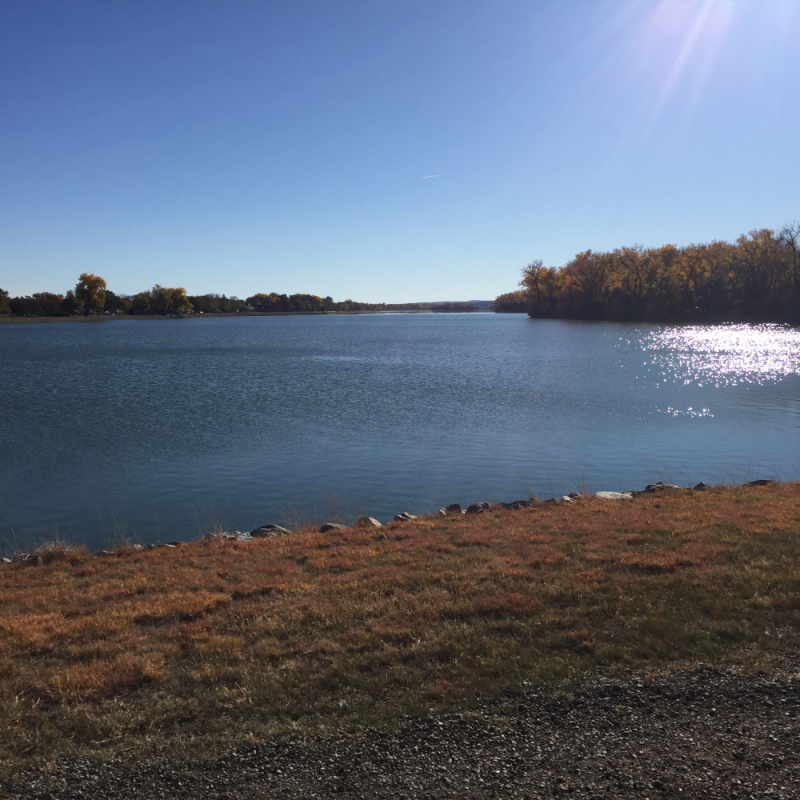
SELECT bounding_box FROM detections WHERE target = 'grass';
[2,483,800,783]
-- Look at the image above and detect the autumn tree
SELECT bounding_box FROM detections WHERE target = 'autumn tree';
[565,251,610,305]
[617,246,651,301]
[734,229,782,299]
[131,292,152,314]
[149,285,173,314]
[686,240,738,317]
[164,286,192,314]
[779,222,800,291]
[509,220,800,324]
[521,260,563,316]
[131,285,193,315]
[493,290,528,312]
[75,273,107,315]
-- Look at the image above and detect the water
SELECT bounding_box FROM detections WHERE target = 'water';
[1,314,799,552]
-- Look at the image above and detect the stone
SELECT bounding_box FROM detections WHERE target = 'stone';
[319,522,348,533]
[354,517,382,528]
[97,550,113,557]
[693,482,710,491]
[561,496,574,502]
[567,492,583,499]
[745,479,776,487]
[466,502,490,515]
[595,491,633,500]
[1,557,11,564]
[250,524,291,537]
[644,482,679,493]
[130,544,145,551]
[439,503,462,516]
[393,512,417,522]
[500,500,530,510]
[207,531,255,543]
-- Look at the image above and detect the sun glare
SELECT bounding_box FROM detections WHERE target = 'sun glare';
[637,0,734,128]
[580,0,798,174]
[642,324,800,387]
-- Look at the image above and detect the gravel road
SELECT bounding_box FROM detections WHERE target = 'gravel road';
[10,666,800,799]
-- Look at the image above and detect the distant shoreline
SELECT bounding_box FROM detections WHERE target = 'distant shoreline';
[0,309,493,325]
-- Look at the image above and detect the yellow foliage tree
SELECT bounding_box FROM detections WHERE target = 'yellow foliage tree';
[75,273,107,315]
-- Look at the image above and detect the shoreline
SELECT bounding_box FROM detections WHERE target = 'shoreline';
[0,309,494,325]
[0,479,774,562]
[2,480,799,794]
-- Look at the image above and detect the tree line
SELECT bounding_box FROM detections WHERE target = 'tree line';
[0,276,382,318]
[0,272,350,317]
[242,295,478,312]
[245,293,384,312]
[1,276,483,318]
[495,223,800,323]
[0,275,197,318]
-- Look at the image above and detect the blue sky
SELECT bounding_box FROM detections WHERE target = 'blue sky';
[1,0,799,302]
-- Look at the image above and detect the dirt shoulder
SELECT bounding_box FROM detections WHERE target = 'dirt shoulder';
[10,664,800,799]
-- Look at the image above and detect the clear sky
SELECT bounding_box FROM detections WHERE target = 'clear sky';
[1,0,799,302]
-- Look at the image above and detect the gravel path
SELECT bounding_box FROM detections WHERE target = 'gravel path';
[10,666,800,799]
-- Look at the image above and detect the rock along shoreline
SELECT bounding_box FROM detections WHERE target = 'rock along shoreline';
[2,479,778,565]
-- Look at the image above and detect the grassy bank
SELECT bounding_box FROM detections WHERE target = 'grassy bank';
[2,483,800,780]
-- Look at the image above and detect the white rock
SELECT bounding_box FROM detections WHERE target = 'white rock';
[594,491,633,500]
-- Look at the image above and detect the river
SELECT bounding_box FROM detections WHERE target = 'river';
[1,313,799,551]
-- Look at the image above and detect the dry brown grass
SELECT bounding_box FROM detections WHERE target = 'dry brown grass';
[2,483,800,779]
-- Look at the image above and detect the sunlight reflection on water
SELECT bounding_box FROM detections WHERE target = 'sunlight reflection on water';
[639,324,800,387]
[655,406,713,418]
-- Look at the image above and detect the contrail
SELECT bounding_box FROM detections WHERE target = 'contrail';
[422,174,445,179]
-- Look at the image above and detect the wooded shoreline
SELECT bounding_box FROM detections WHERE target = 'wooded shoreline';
[495,222,800,324]
[0,278,488,320]
[0,308,491,325]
